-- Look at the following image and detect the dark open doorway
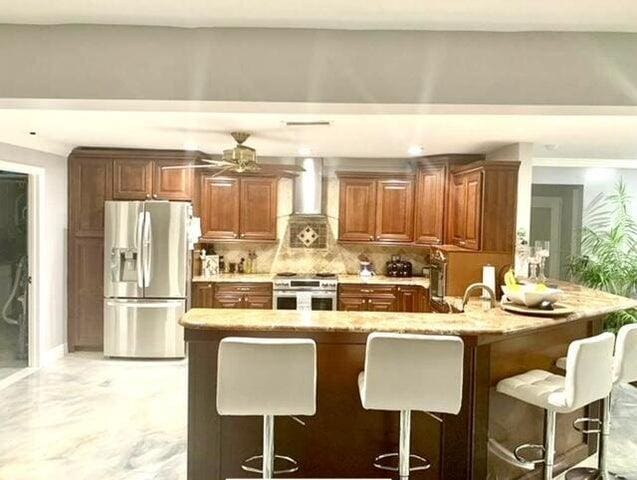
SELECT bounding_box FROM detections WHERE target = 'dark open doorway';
[0,170,28,379]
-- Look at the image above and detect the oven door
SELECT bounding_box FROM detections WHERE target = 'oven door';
[274,290,337,311]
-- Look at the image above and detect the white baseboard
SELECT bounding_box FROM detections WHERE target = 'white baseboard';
[41,343,66,367]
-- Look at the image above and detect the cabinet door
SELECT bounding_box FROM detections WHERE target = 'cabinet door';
[70,237,104,349]
[192,283,214,308]
[200,176,240,240]
[414,165,446,244]
[243,295,273,310]
[367,295,397,312]
[69,156,112,237]
[239,177,278,240]
[338,296,368,311]
[375,179,414,243]
[113,159,154,200]
[154,159,194,201]
[447,173,467,247]
[338,178,377,242]
[396,286,424,312]
[463,170,483,251]
[213,294,245,309]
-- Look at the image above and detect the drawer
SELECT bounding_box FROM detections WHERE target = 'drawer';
[339,284,396,296]
[215,282,272,295]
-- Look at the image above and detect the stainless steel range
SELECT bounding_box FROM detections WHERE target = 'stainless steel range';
[273,273,338,311]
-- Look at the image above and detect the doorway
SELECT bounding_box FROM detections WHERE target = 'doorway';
[0,171,29,380]
[531,184,584,281]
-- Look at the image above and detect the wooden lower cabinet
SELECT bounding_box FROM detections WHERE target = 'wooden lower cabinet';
[69,237,105,350]
[192,282,215,308]
[192,282,273,309]
[338,284,428,313]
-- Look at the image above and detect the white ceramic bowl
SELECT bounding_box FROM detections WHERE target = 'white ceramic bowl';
[501,285,563,308]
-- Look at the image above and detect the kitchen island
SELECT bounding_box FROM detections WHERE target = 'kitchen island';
[181,283,636,480]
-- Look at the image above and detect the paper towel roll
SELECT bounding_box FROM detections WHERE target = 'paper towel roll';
[482,264,496,297]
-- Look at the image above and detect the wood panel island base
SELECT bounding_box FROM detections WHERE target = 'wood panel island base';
[180,284,636,480]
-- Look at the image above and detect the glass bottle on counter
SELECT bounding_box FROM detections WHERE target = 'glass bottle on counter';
[219,256,225,274]
[238,257,245,274]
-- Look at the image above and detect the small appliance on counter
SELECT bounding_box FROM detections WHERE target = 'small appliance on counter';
[357,253,375,279]
[386,255,413,277]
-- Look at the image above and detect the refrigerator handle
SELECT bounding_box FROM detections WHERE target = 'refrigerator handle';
[143,211,153,287]
[135,211,145,289]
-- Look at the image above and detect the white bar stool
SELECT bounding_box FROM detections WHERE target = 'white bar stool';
[556,324,637,480]
[358,332,464,480]
[217,337,317,479]
[496,332,615,480]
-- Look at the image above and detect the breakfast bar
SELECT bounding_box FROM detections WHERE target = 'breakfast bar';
[181,283,636,480]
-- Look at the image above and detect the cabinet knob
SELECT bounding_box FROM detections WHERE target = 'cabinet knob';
[146,194,151,199]
[152,194,158,199]
[369,235,373,240]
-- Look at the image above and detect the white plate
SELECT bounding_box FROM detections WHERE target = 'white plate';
[500,300,574,317]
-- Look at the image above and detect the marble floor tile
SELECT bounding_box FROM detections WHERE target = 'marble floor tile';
[0,352,635,480]
[0,353,186,480]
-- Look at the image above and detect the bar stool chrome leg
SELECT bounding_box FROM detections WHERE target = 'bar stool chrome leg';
[372,410,431,479]
[545,410,556,480]
[263,415,274,479]
[565,396,609,480]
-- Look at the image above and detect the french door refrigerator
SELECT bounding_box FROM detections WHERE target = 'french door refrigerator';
[104,200,189,358]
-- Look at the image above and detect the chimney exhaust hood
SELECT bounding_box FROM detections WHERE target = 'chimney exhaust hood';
[293,157,325,216]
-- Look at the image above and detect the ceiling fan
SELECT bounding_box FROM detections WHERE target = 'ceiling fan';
[162,131,305,177]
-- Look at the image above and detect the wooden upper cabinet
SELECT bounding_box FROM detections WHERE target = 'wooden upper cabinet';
[239,177,278,240]
[153,159,194,200]
[448,172,468,247]
[375,179,414,243]
[69,156,112,237]
[113,159,154,200]
[338,178,377,242]
[414,164,446,244]
[200,176,240,239]
[463,170,483,251]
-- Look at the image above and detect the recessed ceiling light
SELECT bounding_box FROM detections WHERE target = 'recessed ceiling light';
[544,144,559,151]
[407,145,424,156]
[183,142,198,151]
[298,146,312,157]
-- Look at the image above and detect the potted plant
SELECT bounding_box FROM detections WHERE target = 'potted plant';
[567,179,637,332]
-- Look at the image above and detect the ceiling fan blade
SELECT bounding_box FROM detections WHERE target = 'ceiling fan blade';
[208,166,235,178]
[161,163,229,171]
[257,163,306,172]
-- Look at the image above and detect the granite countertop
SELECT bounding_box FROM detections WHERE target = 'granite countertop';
[192,273,429,288]
[192,274,275,283]
[180,281,637,337]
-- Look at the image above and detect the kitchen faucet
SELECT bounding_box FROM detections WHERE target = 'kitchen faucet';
[462,283,497,310]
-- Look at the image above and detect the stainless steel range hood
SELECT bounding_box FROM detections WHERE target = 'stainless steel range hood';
[293,157,325,215]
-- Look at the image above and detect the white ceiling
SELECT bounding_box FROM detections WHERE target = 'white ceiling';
[2,107,637,160]
[2,0,637,32]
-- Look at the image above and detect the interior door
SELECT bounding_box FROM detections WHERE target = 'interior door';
[143,201,188,298]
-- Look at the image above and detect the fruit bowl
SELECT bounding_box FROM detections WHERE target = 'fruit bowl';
[501,284,563,308]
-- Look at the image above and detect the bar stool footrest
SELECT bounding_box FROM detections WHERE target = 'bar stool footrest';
[573,417,602,435]
[513,443,546,466]
[241,454,299,475]
[373,452,431,472]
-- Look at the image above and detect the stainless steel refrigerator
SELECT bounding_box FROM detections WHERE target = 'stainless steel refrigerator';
[103,200,189,358]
